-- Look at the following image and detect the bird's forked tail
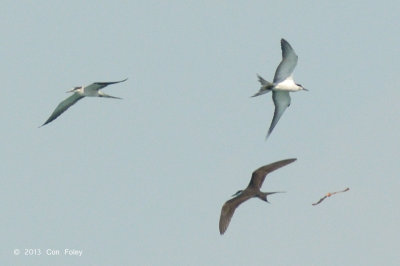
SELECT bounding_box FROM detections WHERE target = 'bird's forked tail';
[258,191,285,202]
[252,74,273,97]
[257,74,272,86]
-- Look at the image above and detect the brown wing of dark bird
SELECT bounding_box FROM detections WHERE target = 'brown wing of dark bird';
[219,192,254,235]
[219,158,297,235]
[312,188,350,206]
[247,158,297,190]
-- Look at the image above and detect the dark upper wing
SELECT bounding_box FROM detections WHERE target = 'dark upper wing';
[86,78,128,91]
[335,187,350,194]
[273,39,298,83]
[219,194,252,235]
[248,158,297,190]
[40,93,84,127]
[312,196,327,206]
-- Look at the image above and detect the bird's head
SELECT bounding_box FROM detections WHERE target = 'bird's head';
[297,83,308,91]
[232,190,243,197]
[66,86,83,93]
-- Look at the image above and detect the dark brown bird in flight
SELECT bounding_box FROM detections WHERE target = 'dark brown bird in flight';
[312,188,350,206]
[219,158,296,235]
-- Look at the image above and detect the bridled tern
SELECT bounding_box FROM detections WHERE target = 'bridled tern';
[252,39,307,139]
[40,78,127,127]
[219,158,296,235]
[312,187,350,206]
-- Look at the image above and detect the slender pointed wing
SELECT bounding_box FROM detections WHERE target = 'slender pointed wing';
[273,39,298,83]
[312,196,327,206]
[334,187,350,194]
[248,158,297,190]
[85,78,128,93]
[41,93,84,126]
[219,194,253,235]
[267,91,291,138]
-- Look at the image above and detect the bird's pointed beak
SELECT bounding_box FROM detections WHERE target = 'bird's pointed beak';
[66,88,74,93]
[303,87,309,91]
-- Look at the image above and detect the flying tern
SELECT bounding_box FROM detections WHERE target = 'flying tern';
[252,39,307,139]
[40,78,127,127]
[219,158,296,235]
[312,188,350,206]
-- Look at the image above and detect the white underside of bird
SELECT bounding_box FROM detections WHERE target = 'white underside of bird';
[40,78,127,127]
[273,76,301,91]
[252,39,307,139]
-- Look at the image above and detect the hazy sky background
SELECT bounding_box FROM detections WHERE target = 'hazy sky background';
[2,1,399,265]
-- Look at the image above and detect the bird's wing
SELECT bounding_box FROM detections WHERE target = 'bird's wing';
[248,158,297,189]
[329,187,350,196]
[41,93,84,126]
[85,78,128,93]
[267,91,291,138]
[219,194,252,235]
[337,187,350,194]
[312,196,327,206]
[273,39,298,83]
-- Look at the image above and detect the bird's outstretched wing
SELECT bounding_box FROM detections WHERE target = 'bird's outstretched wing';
[267,91,291,138]
[40,93,84,127]
[312,196,328,206]
[85,78,128,92]
[219,194,252,235]
[248,158,297,190]
[273,39,298,83]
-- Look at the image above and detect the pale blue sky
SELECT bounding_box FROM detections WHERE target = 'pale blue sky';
[2,1,400,265]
